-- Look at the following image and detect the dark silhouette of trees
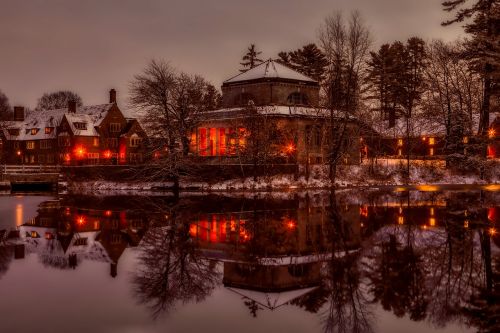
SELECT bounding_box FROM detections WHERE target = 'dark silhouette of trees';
[35,90,83,111]
[240,44,264,72]
[0,90,12,121]
[276,43,329,82]
[442,0,500,136]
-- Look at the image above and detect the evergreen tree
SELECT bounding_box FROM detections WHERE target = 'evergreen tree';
[239,44,263,72]
[442,0,500,135]
[276,44,328,81]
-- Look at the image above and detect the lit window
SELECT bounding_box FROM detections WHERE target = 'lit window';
[26,141,35,149]
[397,138,403,146]
[398,148,402,156]
[429,137,435,145]
[30,128,39,135]
[463,136,469,144]
[429,148,434,156]
[93,137,99,147]
[45,127,53,134]
[30,231,39,238]
[429,218,436,226]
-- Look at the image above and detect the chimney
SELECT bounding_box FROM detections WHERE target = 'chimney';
[13,106,24,121]
[109,89,117,104]
[68,100,76,113]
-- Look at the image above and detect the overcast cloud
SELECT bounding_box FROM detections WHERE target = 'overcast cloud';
[0,0,465,108]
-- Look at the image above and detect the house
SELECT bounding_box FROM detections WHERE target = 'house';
[190,59,365,165]
[0,89,147,165]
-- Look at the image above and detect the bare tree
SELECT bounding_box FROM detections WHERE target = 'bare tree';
[318,11,371,183]
[0,90,12,121]
[35,90,83,111]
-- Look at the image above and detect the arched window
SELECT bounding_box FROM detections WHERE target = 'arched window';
[235,93,255,106]
[287,92,309,106]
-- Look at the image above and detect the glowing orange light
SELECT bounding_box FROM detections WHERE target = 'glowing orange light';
[398,216,404,225]
[488,128,495,138]
[489,227,497,236]
[464,220,469,228]
[74,145,86,158]
[428,137,435,145]
[76,216,86,225]
[286,143,295,154]
[286,220,296,229]
[429,218,436,227]
[104,210,112,217]
[422,136,426,141]
[16,150,21,156]
[103,150,112,159]
[397,138,403,147]
[360,206,369,218]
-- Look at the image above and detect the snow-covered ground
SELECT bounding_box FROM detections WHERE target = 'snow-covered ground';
[64,159,499,194]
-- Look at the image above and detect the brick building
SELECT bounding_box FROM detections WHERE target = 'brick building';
[191,59,364,165]
[0,89,147,165]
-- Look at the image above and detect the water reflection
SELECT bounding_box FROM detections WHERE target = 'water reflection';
[0,189,498,333]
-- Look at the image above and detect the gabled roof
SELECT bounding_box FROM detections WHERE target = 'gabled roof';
[224,59,317,84]
[63,113,99,137]
[227,286,318,310]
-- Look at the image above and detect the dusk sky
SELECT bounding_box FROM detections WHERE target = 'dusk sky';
[0,0,466,109]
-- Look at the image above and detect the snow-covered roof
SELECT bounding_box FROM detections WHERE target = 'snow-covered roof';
[227,286,318,310]
[201,105,356,121]
[64,113,99,137]
[2,103,114,141]
[224,59,317,84]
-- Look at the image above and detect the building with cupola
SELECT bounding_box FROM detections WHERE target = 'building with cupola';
[190,59,365,165]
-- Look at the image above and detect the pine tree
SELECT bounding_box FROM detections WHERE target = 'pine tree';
[442,0,500,135]
[276,44,328,82]
[0,90,12,121]
[239,44,263,72]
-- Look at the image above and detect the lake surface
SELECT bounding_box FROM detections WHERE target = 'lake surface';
[0,187,499,333]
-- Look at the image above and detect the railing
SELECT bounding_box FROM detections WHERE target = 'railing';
[1,165,61,174]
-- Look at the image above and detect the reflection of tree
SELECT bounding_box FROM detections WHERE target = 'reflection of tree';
[321,191,374,333]
[365,234,428,321]
[132,208,220,318]
[243,299,263,318]
[0,245,13,280]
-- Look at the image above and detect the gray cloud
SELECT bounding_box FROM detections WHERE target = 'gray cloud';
[0,0,464,107]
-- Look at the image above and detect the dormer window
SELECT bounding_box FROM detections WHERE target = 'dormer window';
[31,128,39,135]
[8,129,19,136]
[45,127,54,134]
[74,122,87,130]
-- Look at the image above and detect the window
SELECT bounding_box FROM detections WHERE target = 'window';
[287,92,309,106]
[74,122,87,130]
[129,153,142,163]
[111,234,121,244]
[40,140,51,149]
[45,127,54,134]
[429,148,434,156]
[109,123,121,133]
[108,138,118,148]
[130,136,142,147]
[463,136,469,144]
[58,136,71,147]
[397,138,403,147]
[38,155,45,163]
[428,137,435,145]
[26,141,35,149]
[87,153,99,165]
[8,129,19,136]
[14,141,20,149]
[93,137,99,147]
[74,238,88,246]
[47,154,54,164]
[30,128,39,135]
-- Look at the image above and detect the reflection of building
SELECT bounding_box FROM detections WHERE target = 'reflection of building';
[19,199,148,277]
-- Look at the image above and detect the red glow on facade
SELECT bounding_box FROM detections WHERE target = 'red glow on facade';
[286,143,295,154]
[104,210,112,217]
[74,145,86,158]
[76,216,86,226]
[103,150,112,159]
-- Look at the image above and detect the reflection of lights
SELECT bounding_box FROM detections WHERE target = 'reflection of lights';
[483,184,500,191]
[416,185,439,192]
[430,207,434,216]
[429,218,436,227]
[464,220,469,228]
[16,204,23,227]
[286,220,296,230]
[398,216,404,225]
[490,228,497,236]
[76,216,86,225]
[360,223,364,227]
[105,210,112,217]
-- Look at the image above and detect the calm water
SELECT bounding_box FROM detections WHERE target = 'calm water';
[0,188,499,333]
